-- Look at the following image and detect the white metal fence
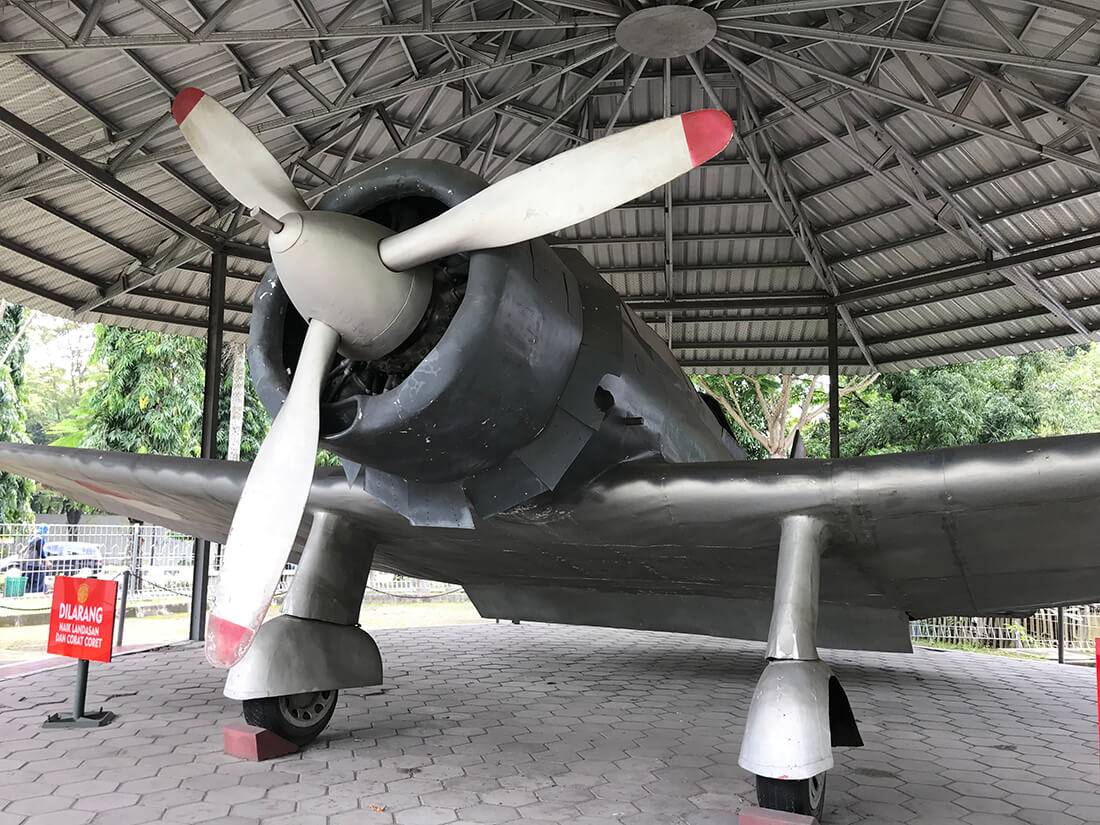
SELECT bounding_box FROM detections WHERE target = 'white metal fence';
[5,522,1090,644]
[910,606,1100,653]
[0,522,462,607]
[0,522,200,606]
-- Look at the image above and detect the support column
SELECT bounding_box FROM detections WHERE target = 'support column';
[190,252,226,641]
[827,304,840,459]
[1057,606,1065,664]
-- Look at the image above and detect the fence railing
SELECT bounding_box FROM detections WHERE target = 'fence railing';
[0,522,462,606]
[5,523,1094,647]
[910,606,1100,653]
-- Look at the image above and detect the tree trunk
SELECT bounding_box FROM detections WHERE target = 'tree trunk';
[227,340,247,461]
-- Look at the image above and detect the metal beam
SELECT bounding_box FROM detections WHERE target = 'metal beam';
[603,262,810,274]
[549,231,794,245]
[678,357,866,369]
[0,28,610,200]
[635,308,830,322]
[852,259,1100,320]
[727,19,1100,79]
[721,32,1100,177]
[92,305,249,336]
[838,95,1092,337]
[130,287,253,315]
[837,229,1100,305]
[627,292,830,309]
[874,324,1098,365]
[0,232,109,289]
[0,105,219,249]
[190,251,226,642]
[303,42,619,199]
[717,0,902,17]
[707,48,893,369]
[0,18,616,55]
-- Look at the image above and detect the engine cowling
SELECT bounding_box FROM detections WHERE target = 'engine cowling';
[249,160,621,526]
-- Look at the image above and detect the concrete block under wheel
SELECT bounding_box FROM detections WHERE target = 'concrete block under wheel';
[223,721,299,760]
[739,806,818,825]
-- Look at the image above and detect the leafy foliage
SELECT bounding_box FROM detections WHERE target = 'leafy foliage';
[0,304,35,521]
[47,324,337,471]
[24,319,99,446]
[801,349,1100,458]
[61,325,206,455]
[700,347,1100,460]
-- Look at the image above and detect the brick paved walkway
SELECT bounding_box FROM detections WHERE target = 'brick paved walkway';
[1,623,1097,824]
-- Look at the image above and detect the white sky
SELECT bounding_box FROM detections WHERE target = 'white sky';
[23,311,96,372]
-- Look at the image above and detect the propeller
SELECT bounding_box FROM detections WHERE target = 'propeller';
[173,87,733,668]
[205,320,339,667]
[377,108,734,271]
[173,89,306,220]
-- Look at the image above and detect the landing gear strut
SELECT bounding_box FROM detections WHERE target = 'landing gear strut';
[223,512,382,747]
[738,515,861,821]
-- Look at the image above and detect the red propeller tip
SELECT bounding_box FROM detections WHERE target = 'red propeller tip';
[205,614,253,667]
[681,109,734,167]
[173,87,205,126]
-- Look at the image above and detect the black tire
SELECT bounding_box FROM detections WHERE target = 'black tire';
[242,689,338,746]
[756,773,826,820]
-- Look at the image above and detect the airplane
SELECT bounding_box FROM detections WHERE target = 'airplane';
[1,87,1098,821]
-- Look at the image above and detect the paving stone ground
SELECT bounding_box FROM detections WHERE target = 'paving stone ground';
[0,623,1097,825]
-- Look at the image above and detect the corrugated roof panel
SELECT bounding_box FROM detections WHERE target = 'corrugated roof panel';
[0,0,1099,374]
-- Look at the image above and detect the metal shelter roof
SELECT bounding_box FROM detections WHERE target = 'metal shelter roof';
[0,0,1100,374]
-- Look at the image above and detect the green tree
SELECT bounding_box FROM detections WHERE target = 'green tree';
[59,325,206,456]
[0,304,35,521]
[1018,346,1100,437]
[801,352,1096,458]
[695,373,877,459]
[50,324,333,469]
[24,318,99,445]
[694,374,772,460]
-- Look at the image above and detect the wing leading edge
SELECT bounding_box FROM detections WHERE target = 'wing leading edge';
[1,434,1099,624]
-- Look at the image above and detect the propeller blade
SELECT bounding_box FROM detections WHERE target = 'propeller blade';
[205,320,340,668]
[378,109,733,272]
[173,87,307,220]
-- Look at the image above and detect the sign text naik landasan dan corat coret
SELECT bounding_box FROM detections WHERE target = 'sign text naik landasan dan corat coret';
[47,576,118,663]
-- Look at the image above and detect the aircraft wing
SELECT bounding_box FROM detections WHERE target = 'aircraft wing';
[1,435,1098,645]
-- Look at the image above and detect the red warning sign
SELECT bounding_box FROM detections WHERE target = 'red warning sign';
[47,576,117,663]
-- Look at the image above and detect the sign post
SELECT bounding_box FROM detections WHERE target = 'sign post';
[43,576,118,728]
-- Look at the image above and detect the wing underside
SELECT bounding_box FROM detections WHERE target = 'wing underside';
[1,435,1098,649]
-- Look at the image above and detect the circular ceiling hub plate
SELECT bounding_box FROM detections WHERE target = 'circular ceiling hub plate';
[615,6,717,59]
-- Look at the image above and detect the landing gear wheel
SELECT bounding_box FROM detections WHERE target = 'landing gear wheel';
[756,772,826,820]
[242,689,338,746]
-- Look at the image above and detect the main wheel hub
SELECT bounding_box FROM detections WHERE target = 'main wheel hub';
[279,690,336,728]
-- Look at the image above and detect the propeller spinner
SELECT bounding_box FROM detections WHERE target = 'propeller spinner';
[173,87,733,668]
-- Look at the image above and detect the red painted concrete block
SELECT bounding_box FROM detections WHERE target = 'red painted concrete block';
[739,806,818,825]
[222,721,298,761]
